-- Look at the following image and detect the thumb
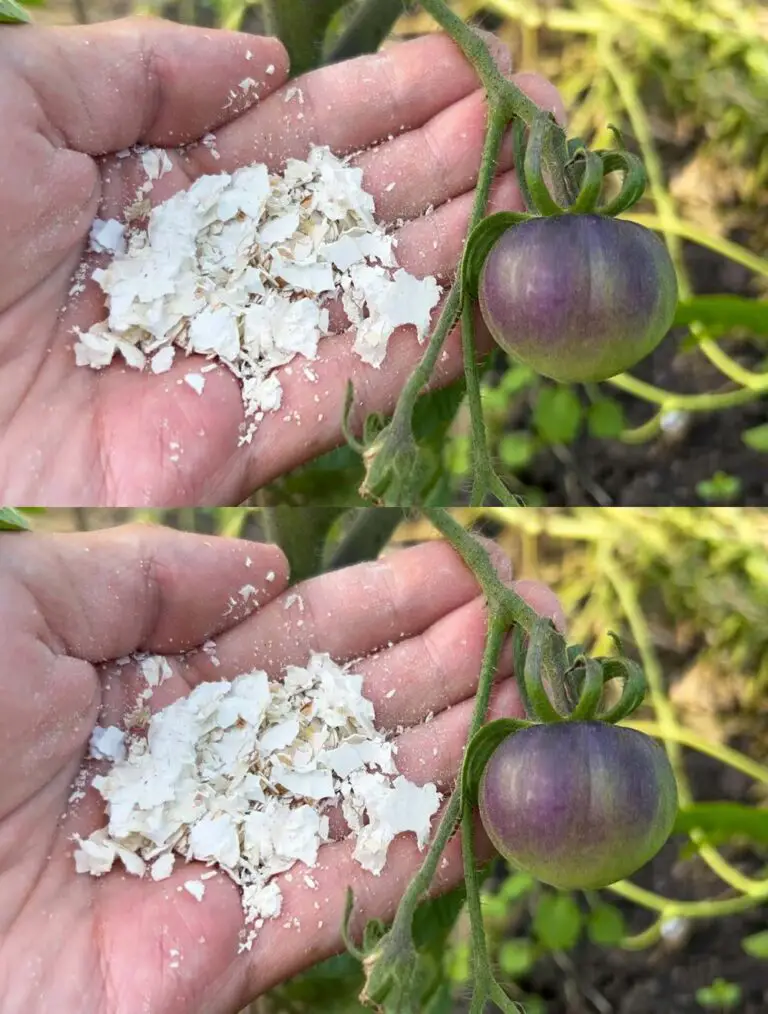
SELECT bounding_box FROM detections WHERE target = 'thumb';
[4,16,289,152]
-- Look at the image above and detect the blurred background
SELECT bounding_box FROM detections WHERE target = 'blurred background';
[20,505,768,1013]
[19,0,768,507]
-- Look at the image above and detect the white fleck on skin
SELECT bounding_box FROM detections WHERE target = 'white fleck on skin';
[73,652,441,944]
[71,146,442,446]
[183,880,206,902]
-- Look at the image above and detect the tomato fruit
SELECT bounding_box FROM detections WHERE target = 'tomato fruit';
[479,721,677,890]
[478,214,678,383]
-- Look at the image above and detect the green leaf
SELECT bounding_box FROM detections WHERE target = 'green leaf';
[460,211,532,300]
[742,930,768,959]
[695,471,742,504]
[446,941,471,984]
[413,885,467,952]
[499,871,536,904]
[328,508,403,570]
[586,904,626,945]
[673,801,768,843]
[0,0,31,23]
[587,398,626,439]
[674,295,768,336]
[532,386,582,445]
[742,423,768,452]
[499,432,536,470]
[500,363,537,396]
[264,0,351,76]
[695,978,742,1010]
[460,718,532,808]
[532,893,582,951]
[498,939,537,978]
[326,0,403,62]
[0,507,33,531]
[261,505,346,583]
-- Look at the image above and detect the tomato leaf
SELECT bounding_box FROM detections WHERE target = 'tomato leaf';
[586,904,626,945]
[460,718,531,808]
[673,801,768,843]
[498,938,537,977]
[0,507,34,531]
[460,211,532,300]
[742,930,768,960]
[742,423,768,453]
[532,893,582,951]
[532,386,583,445]
[674,295,768,336]
[0,0,31,23]
[587,398,626,439]
[263,0,350,75]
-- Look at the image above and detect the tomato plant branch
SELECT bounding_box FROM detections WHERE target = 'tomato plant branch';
[423,508,540,631]
[361,608,509,1006]
[609,878,768,919]
[460,615,520,1010]
[361,80,508,502]
[608,372,758,413]
[420,0,540,123]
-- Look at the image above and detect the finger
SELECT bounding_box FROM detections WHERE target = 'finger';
[320,675,522,841]
[392,169,524,282]
[187,538,511,683]
[238,802,495,1002]
[5,19,289,154]
[360,579,565,730]
[228,296,474,495]
[354,72,565,224]
[0,526,288,662]
[183,31,512,176]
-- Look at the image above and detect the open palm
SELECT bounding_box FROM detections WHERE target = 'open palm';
[0,18,562,506]
[0,524,563,1014]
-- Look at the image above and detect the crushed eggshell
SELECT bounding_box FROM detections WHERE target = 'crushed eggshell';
[73,652,441,950]
[72,145,441,445]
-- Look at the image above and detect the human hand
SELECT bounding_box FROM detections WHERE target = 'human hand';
[0,18,563,506]
[0,523,563,1013]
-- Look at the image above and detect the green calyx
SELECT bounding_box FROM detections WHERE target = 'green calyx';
[460,118,649,301]
[514,618,648,727]
[522,113,648,220]
[460,623,650,817]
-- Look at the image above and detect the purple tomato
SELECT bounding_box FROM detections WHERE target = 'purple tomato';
[478,214,678,383]
[479,721,677,889]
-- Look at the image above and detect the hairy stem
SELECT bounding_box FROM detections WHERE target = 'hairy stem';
[423,509,539,630]
[461,614,507,1003]
[420,0,539,122]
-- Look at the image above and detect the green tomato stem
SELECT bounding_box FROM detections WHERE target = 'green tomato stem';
[422,509,540,632]
[419,0,540,123]
[609,372,759,413]
[461,614,508,1007]
[609,878,768,919]
[381,608,508,962]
